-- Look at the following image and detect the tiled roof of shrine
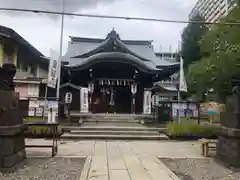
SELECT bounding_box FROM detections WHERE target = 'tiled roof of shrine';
[63,29,179,73]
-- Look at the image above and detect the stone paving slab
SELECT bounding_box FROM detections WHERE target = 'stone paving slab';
[108,157,126,170]
[148,169,173,180]
[109,170,130,180]
[25,139,202,180]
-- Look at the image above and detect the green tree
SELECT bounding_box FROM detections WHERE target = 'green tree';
[181,14,207,68]
[186,4,240,102]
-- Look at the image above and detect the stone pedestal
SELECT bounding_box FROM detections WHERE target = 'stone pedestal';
[217,123,240,167]
[217,91,240,167]
[0,125,26,172]
[0,90,26,172]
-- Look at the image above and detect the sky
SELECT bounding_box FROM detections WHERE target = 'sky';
[0,0,198,56]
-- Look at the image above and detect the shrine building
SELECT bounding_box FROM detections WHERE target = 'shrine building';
[60,29,180,114]
[0,25,180,115]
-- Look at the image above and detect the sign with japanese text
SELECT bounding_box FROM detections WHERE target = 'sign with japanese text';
[47,49,59,88]
[80,88,89,113]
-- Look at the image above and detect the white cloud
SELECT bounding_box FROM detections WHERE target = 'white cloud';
[0,0,197,56]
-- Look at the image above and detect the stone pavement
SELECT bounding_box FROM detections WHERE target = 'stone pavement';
[26,140,203,180]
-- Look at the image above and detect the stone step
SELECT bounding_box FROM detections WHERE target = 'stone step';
[70,113,153,120]
[83,119,140,123]
[82,122,144,127]
[62,126,166,133]
[89,116,138,120]
[60,133,168,140]
[70,130,160,135]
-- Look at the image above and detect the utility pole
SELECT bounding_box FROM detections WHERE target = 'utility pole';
[225,0,229,16]
[56,0,65,99]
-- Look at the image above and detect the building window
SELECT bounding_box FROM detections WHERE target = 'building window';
[16,57,21,69]
[22,63,28,72]
[28,84,39,97]
[30,65,37,76]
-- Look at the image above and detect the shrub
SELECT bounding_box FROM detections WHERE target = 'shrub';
[24,117,63,138]
[167,122,219,139]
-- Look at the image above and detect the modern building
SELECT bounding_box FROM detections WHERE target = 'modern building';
[60,29,180,114]
[189,0,236,22]
[0,25,49,102]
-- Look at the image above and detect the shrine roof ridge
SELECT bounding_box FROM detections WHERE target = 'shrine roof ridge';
[70,36,152,46]
[155,52,179,56]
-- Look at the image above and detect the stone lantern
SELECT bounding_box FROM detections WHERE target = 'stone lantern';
[0,63,26,172]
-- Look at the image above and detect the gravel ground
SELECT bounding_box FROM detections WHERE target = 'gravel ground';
[161,158,240,180]
[0,157,86,180]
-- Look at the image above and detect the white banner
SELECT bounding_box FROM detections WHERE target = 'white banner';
[47,49,59,88]
[80,88,89,113]
[143,91,152,115]
[179,57,188,92]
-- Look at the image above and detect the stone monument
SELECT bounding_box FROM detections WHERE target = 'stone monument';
[216,86,240,167]
[0,63,26,172]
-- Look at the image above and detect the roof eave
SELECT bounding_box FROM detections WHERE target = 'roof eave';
[64,52,161,74]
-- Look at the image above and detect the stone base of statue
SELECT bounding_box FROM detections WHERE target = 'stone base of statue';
[0,90,26,172]
[216,90,240,167]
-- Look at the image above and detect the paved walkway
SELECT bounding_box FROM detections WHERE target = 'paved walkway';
[26,140,203,180]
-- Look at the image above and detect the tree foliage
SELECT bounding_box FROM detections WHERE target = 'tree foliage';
[181,14,207,68]
[186,4,240,102]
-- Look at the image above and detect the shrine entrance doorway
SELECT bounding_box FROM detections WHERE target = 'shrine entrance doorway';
[115,86,131,114]
[91,80,132,114]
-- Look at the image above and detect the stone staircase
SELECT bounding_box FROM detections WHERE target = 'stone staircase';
[61,114,168,140]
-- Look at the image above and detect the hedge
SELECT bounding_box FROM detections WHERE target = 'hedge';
[167,122,219,140]
[24,117,63,138]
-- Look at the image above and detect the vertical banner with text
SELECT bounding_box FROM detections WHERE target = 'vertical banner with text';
[143,91,152,115]
[80,88,89,113]
[47,49,59,88]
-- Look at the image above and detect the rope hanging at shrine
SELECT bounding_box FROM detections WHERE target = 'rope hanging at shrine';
[97,79,133,86]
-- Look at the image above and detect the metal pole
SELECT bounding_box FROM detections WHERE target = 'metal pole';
[197,103,201,125]
[56,0,65,99]
[178,88,181,123]
[43,85,48,121]
[178,41,181,123]
[225,0,229,16]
